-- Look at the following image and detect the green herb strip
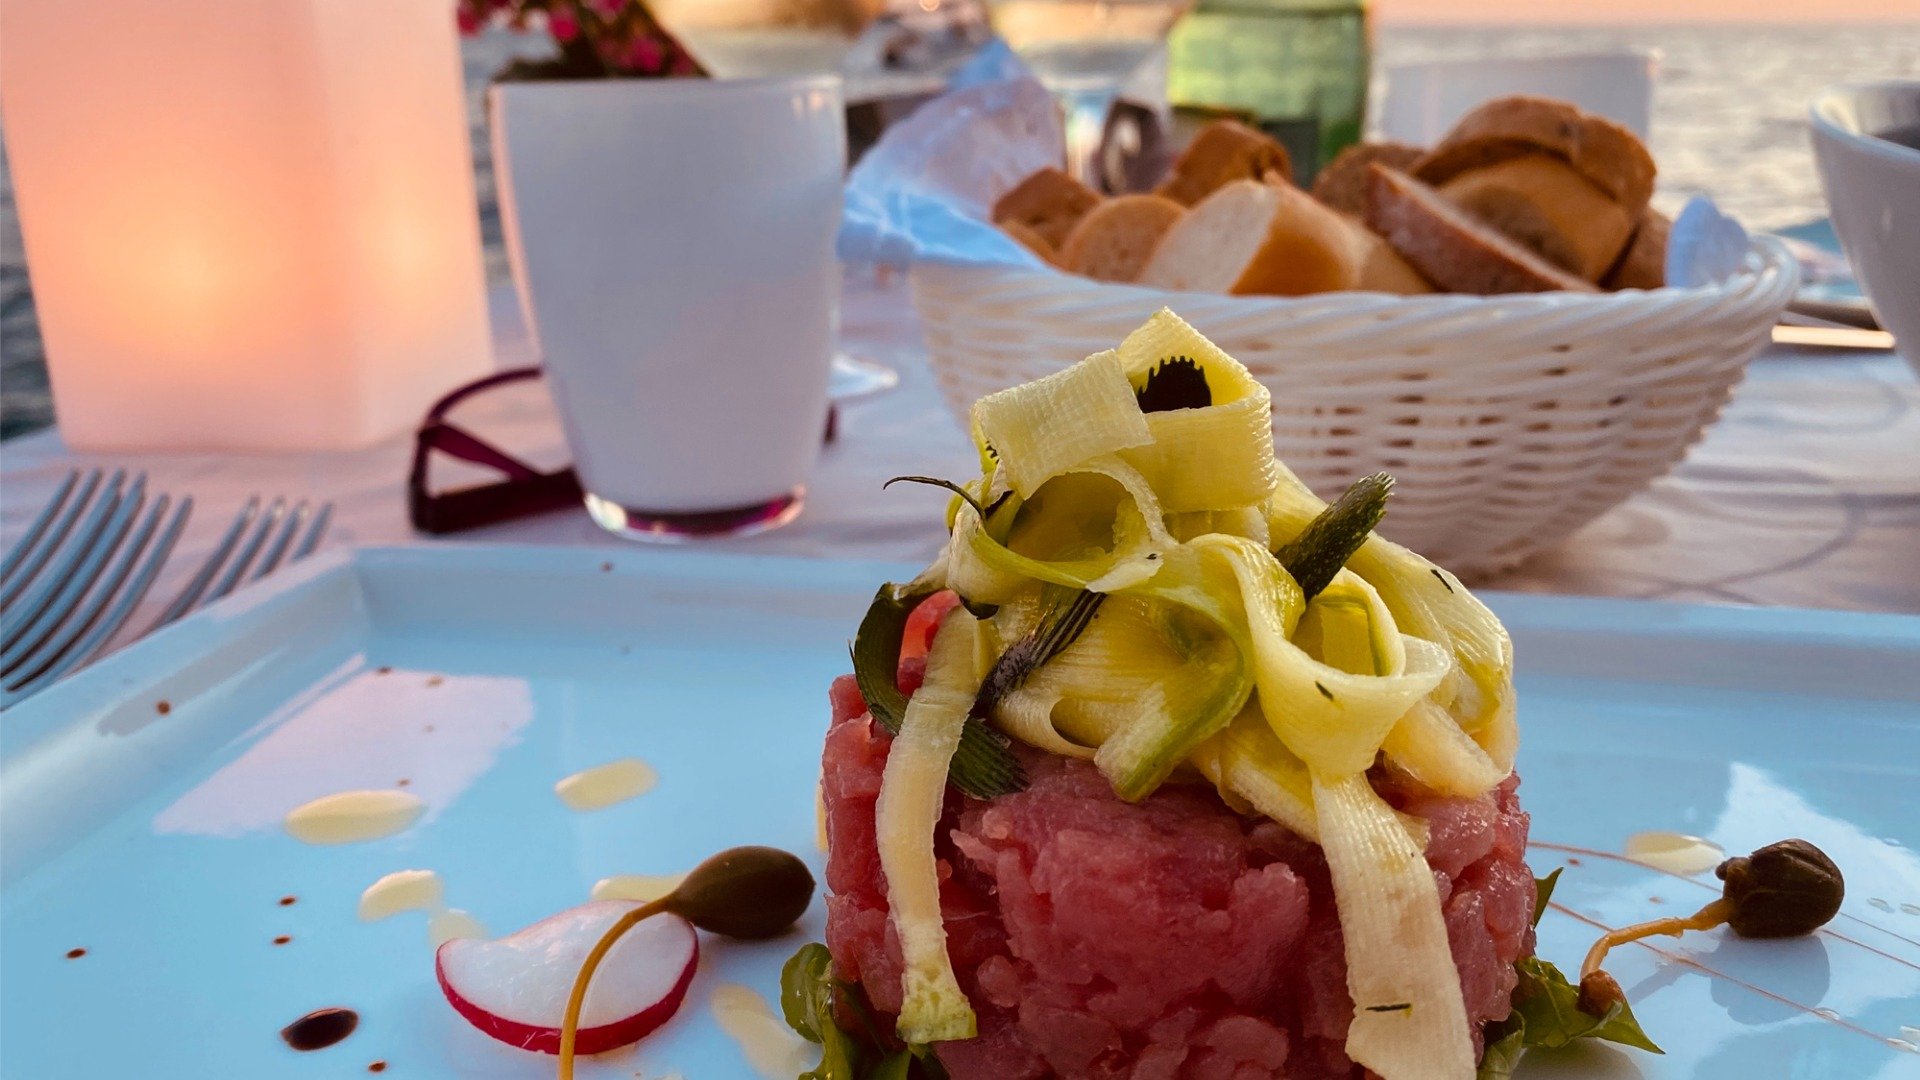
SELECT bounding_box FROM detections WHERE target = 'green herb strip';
[884,475,987,519]
[1274,473,1395,600]
[850,584,1025,799]
[972,587,1106,716]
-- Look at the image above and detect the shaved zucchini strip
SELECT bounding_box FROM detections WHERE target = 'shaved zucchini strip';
[973,348,1152,497]
[876,610,989,1043]
[1113,310,1280,514]
[1191,706,1319,840]
[1380,699,1509,798]
[1313,770,1475,1080]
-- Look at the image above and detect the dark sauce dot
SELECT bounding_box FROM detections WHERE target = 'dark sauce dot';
[281,1008,358,1051]
[279,895,297,907]
[425,676,444,688]
[1567,856,1584,866]
[600,562,613,572]
[273,935,292,946]
[368,1063,387,1074]
[66,948,86,959]
[155,700,171,715]
[375,666,393,675]
[396,778,411,788]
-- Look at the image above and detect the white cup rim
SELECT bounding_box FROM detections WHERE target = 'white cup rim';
[1808,79,1920,168]
[489,72,843,100]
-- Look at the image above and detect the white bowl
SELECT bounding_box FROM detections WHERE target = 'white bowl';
[912,241,1798,578]
[1809,80,1920,374]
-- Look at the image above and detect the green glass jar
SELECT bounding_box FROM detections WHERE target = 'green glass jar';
[1165,0,1371,184]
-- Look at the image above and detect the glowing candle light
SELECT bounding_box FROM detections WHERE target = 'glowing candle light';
[0,0,492,450]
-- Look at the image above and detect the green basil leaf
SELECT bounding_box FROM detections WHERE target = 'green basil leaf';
[781,942,833,1043]
[1533,868,1562,927]
[781,943,954,1080]
[1475,1018,1527,1080]
[1510,957,1663,1054]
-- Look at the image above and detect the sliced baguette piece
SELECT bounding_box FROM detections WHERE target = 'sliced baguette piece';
[992,168,1101,250]
[1602,206,1671,290]
[1313,140,1425,215]
[1154,119,1294,206]
[1436,154,1634,280]
[1058,195,1185,283]
[1362,165,1598,294]
[1140,178,1433,296]
[1000,219,1061,266]
[1413,95,1656,213]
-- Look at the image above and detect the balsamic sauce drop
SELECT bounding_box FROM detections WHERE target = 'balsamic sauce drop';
[281,1007,358,1051]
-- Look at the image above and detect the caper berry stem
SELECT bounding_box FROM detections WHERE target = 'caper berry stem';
[1580,897,1732,982]
[558,898,672,1080]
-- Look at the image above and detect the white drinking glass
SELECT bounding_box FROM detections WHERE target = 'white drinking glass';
[1378,50,1658,145]
[490,75,846,541]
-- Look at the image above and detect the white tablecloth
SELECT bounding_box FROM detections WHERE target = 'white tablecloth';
[4,280,1918,641]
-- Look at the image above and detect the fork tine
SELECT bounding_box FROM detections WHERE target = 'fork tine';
[0,468,107,610]
[2,494,179,698]
[0,475,145,676]
[147,496,260,633]
[291,502,334,561]
[1,471,131,653]
[202,498,285,605]
[0,469,83,587]
[247,502,308,582]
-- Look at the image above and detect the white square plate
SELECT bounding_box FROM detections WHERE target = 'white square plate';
[3,546,1916,1079]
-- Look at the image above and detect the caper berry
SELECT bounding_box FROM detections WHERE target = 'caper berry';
[1715,838,1844,939]
[666,845,816,940]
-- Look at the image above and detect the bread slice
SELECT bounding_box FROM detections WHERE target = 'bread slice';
[1313,140,1425,215]
[992,168,1101,250]
[1602,206,1670,290]
[1001,219,1061,266]
[1140,178,1433,296]
[1362,165,1597,294]
[1413,95,1656,213]
[1436,154,1634,280]
[1058,195,1185,282]
[1154,119,1294,207]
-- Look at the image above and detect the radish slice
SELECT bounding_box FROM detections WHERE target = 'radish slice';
[436,900,697,1055]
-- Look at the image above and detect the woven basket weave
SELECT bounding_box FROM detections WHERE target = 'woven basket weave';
[911,237,1799,578]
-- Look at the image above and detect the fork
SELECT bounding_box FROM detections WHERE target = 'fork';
[0,470,332,707]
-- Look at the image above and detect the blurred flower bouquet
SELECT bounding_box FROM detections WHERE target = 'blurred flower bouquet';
[456,0,706,79]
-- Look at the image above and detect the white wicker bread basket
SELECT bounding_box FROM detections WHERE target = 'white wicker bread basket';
[911,237,1799,578]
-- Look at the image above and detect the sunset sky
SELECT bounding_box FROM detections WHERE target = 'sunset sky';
[1373,0,1920,21]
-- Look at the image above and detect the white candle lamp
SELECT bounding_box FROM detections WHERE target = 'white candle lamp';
[0,0,493,451]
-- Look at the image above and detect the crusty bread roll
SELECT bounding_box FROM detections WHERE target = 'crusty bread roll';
[1412,95,1656,214]
[1362,166,1597,295]
[992,167,1101,250]
[1058,195,1185,283]
[1154,119,1293,207]
[1603,206,1670,290]
[1313,140,1425,215]
[1436,155,1634,280]
[1000,219,1061,266]
[1140,178,1433,296]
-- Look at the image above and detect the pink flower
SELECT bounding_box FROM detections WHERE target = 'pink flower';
[547,7,579,40]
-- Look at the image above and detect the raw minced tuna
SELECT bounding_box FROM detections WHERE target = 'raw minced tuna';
[823,669,1534,1080]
